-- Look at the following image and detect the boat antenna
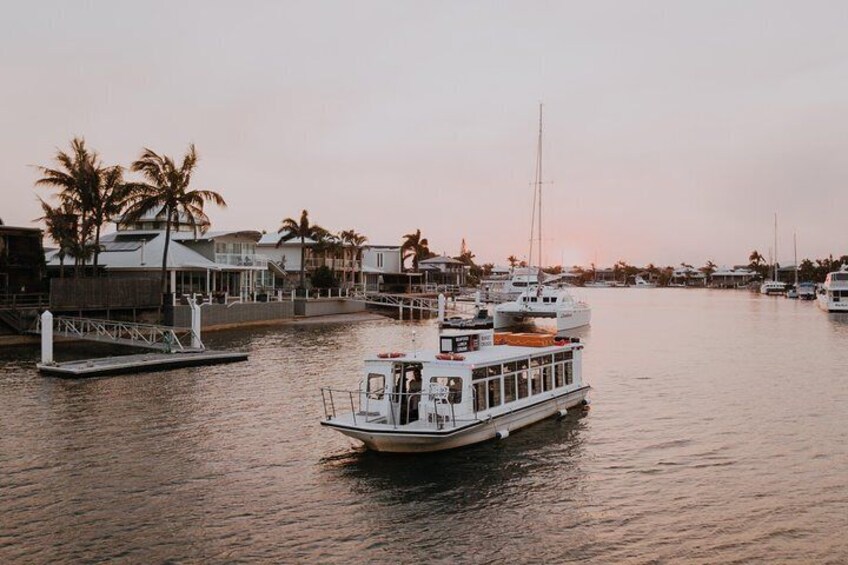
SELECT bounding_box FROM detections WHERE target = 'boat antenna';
[773,212,778,282]
[527,103,544,275]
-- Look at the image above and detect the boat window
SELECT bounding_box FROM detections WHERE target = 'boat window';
[517,358,529,370]
[504,374,517,403]
[537,354,553,366]
[554,352,566,362]
[472,367,488,380]
[517,371,529,398]
[430,377,463,403]
[367,373,385,400]
[514,281,528,287]
[488,378,502,408]
[543,366,552,391]
[504,361,519,373]
[554,363,564,387]
[530,356,542,367]
[473,382,488,412]
[487,364,502,376]
[565,362,574,385]
[530,368,542,395]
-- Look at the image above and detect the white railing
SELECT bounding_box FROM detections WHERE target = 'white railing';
[38,316,202,352]
[214,253,268,268]
[320,387,460,430]
[304,258,361,270]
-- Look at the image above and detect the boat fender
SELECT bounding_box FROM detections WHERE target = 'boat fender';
[557,409,568,419]
[581,398,591,411]
[496,429,510,440]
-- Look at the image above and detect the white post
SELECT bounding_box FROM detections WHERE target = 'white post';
[40,310,53,365]
[475,290,481,308]
[399,304,403,320]
[291,290,296,302]
[190,300,202,350]
[438,293,446,323]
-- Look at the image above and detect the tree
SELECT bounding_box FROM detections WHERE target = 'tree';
[35,137,100,272]
[310,265,336,289]
[89,165,130,270]
[340,229,367,287]
[36,198,79,278]
[700,260,717,277]
[507,255,518,268]
[401,229,430,272]
[123,144,226,296]
[278,209,326,290]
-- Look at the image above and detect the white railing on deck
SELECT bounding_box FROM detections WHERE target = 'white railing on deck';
[214,253,268,268]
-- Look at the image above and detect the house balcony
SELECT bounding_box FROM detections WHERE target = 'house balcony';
[215,253,268,269]
[304,258,361,271]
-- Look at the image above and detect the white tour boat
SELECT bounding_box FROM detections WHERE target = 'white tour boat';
[817,266,848,312]
[493,285,591,333]
[320,329,590,453]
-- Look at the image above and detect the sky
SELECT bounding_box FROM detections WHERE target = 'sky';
[1,1,847,267]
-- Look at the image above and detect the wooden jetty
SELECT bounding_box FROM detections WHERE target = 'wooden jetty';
[38,350,248,378]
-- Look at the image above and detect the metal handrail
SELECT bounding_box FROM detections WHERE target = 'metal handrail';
[320,387,463,429]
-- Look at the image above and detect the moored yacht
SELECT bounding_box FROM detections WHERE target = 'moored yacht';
[319,329,589,452]
[632,275,656,288]
[798,282,816,300]
[493,285,591,333]
[760,280,787,295]
[817,266,848,312]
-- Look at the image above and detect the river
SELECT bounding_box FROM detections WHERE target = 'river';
[1,289,846,563]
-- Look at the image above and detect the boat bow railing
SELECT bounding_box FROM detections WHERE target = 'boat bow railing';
[320,386,460,430]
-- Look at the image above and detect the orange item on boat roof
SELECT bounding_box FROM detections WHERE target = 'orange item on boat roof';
[503,332,557,347]
[493,332,510,345]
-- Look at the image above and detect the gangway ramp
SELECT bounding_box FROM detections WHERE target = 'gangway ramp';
[34,316,202,352]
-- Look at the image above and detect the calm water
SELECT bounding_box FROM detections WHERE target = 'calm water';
[1,290,847,563]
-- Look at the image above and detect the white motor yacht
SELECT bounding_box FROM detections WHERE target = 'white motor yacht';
[817,266,848,312]
[320,329,590,453]
[632,275,656,288]
[493,285,591,333]
[760,280,787,295]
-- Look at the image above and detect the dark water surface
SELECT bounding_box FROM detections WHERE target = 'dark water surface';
[2,290,847,563]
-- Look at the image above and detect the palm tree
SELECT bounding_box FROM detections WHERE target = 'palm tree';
[278,209,327,290]
[123,144,226,296]
[401,229,430,272]
[88,165,130,270]
[36,198,79,278]
[35,137,100,272]
[507,255,518,268]
[340,229,368,287]
[748,250,764,267]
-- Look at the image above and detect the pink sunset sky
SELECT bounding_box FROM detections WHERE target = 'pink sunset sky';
[1,1,847,267]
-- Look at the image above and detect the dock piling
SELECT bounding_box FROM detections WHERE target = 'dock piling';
[40,310,53,365]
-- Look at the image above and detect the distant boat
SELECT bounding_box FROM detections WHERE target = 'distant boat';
[494,285,591,333]
[798,282,816,300]
[760,213,787,295]
[817,265,848,312]
[632,275,656,288]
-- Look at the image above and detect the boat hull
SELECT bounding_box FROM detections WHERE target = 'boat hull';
[556,306,592,332]
[817,294,848,312]
[322,387,590,453]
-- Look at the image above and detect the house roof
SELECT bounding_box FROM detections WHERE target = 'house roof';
[257,231,319,246]
[46,231,222,271]
[173,230,261,242]
[420,255,463,265]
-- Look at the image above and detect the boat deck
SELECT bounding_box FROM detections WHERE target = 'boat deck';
[37,350,248,378]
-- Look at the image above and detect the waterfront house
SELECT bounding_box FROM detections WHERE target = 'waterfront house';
[670,266,706,287]
[360,245,414,292]
[45,212,267,299]
[709,266,758,288]
[419,255,467,288]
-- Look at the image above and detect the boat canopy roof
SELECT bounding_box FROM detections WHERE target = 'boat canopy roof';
[365,342,576,367]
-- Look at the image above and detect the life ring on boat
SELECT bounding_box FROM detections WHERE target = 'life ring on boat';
[377,352,405,359]
[554,338,570,346]
[435,353,465,361]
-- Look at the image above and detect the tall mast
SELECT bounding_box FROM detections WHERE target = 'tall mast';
[794,231,798,286]
[537,103,543,270]
[773,212,778,282]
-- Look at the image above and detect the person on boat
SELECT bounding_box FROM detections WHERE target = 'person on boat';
[408,371,422,422]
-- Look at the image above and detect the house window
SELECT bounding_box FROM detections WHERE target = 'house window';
[377,253,384,268]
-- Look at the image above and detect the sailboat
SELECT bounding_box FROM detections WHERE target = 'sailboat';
[760,213,787,295]
[494,105,591,333]
[786,232,799,299]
